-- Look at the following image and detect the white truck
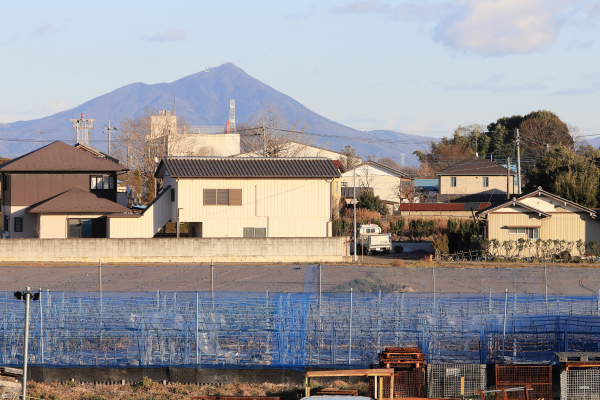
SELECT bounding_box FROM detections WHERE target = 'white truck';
[357,224,392,255]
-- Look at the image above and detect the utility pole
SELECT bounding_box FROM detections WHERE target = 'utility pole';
[516,129,522,195]
[506,157,511,199]
[353,166,357,262]
[14,288,40,400]
[103,120,117,156]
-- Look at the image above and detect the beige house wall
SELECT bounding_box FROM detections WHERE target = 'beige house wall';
[341,165,407,203]
[3,205,38,238]
[169,133,240,157]
[39,214,105,239]
[486,210,600,256]
[108,188,173,238]
[439,175,517,196]
[176,177,332,238]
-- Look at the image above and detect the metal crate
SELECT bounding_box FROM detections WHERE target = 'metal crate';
[560,369,600,400]
[369,370,425,399]
[427,364,486,398]
[495,365,552,400]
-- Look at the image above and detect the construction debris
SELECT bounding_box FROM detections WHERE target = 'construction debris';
[0,367,22,400]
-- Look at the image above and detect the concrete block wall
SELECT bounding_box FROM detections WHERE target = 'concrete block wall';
[0,237,351,263]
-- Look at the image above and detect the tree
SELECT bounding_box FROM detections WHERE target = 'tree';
[339,145,361,170]
[485,110,573,157]
[113,108,215,203]
[356,190,388,215]
[239,104,314,157]
[414,124,486,171]
[526,146,600,207]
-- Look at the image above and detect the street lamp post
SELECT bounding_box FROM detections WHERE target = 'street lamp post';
[14,287,40,400]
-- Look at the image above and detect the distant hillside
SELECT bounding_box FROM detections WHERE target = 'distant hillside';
[0,63,433,164]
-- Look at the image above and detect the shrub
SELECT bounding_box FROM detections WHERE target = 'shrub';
[356,190,388,215]
[432,234,449,255]
[391,259,405,268]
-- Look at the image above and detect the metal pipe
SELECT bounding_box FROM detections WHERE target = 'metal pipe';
[211,260,214,310]
[349,287,353,365]
[39,287,44,364]
[196,290,199,364]
[353,166,357,262]
[502,288,508,361]
[22,287,31,400]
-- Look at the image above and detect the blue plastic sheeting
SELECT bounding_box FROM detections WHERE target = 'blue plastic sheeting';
[1,291,600,368]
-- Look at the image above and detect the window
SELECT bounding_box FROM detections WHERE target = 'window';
[528,228,539,239]
[91,175,114,190]
[482,177,489,187]
[170,188,175,202]
[14,217,22,232]
[341,182,348,187]
[4,216,8,232]
[68,219,93,238]
[450,177,457,187]
[204,189,242,206]
[243,227,267,237]
[508,227,539,239]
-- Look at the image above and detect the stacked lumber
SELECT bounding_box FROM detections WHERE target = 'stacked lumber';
[0,367,23,400]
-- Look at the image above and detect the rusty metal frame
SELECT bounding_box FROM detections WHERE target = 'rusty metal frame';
[305,369,394,400]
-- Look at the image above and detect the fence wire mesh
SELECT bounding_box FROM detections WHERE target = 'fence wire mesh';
[426,364,486,398]
[560,369,600,400]
[1,291,600,368]
[495,365,552,400]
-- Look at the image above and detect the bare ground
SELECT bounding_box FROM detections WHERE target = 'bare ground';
[1,258,600,294]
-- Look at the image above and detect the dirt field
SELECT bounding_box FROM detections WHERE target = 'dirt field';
[2,260,600,295]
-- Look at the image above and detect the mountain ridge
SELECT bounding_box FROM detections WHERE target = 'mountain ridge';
[0,63,433,164]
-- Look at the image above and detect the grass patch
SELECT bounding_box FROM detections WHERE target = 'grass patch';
[326,270,407,293]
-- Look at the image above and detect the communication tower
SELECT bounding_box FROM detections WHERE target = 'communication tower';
[229,99,236,132]
[70,113,95,144]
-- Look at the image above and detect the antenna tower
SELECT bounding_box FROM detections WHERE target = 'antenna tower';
[70,113,95,144]
[229,99,236,132]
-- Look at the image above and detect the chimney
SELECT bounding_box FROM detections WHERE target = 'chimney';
[226,121,230,134]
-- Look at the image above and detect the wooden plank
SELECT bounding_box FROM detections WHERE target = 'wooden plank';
[306,368,394,378]
[0,367,23,376]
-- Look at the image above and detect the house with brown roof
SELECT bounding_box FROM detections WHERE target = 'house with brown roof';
[143,157,341,238]
[436,159,517,202]
[0,141,131,238]
[477,187,600,256]
[398,202,491,217]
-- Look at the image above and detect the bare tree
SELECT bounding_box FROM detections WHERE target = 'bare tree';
[239,104,314,157]
[113,108,215,201]
[337,145,362,171]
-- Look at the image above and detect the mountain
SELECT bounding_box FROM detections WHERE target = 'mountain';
[0,63,434,165]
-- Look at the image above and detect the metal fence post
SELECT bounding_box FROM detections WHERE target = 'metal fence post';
[502,289,508,362]
[349,287,353,365]
[196,290,199,365]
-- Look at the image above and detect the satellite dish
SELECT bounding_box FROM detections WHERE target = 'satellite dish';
[154,157,159,164]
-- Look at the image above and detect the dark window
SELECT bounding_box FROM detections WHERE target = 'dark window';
[171,188,175,202]
[91,175,114,190]
[482,177,489,187]
[243,227,267,237]
[204,189,216,205]
[217,189,229,205]
[204,189,242,206]
[450,177,457,187]
[4,216,8,231]
[68,218,92,238]
[14,217,22,232]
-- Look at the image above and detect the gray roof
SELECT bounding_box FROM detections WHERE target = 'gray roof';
[156,158,341,178]
[341,187,372,198]
[436,159,515,176]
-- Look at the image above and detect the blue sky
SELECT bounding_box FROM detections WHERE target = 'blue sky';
[1,0,600,138]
